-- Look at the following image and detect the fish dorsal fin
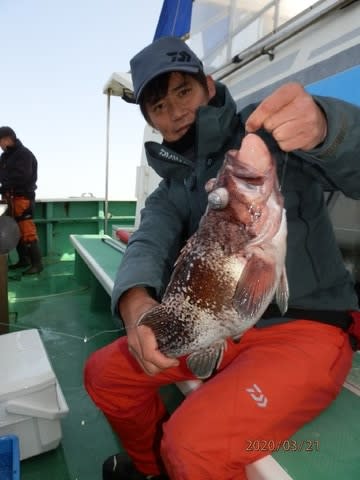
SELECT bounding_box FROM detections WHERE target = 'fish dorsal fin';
[275,267,289,315]
[186,341,226,379]
[233,254,276,321]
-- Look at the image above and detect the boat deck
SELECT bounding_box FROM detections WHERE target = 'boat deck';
[6,255,182,480]
[3,246,360,479]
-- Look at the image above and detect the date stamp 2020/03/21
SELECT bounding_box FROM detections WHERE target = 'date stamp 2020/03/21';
[245,439,320,453]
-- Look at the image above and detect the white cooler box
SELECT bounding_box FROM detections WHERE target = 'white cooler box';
[0,329,69,460]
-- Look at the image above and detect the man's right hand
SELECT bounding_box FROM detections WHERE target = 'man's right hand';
[119,287,179,375]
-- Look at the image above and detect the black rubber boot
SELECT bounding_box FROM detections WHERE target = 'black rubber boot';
[102,453,169,480]
[22,240,44,275]
[8,242,31,270]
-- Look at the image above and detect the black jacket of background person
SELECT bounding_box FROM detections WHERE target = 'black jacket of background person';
[0,139,38,199]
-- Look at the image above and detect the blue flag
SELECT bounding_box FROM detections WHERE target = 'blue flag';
[154,0,193,40]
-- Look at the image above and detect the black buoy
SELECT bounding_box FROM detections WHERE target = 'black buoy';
[0,215,20,254]
[0,215,20,333]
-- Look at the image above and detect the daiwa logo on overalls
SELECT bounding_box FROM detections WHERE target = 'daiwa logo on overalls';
[246,384,268,408]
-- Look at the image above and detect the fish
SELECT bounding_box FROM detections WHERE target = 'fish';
[139,133,289,379]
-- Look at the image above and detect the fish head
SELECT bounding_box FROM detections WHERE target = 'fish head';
[208,134,283,235]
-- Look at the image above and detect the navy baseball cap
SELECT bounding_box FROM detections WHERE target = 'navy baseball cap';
[130,36,203,103]
[0,126,16,140]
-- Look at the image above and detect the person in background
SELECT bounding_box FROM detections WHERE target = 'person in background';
[84,37,360,480]
[0,126,43,275]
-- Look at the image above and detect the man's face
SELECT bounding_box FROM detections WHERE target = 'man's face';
[145,72,216,142]
[0,137,13,151]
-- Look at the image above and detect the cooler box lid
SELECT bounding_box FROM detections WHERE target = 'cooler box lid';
[0,329,56,402]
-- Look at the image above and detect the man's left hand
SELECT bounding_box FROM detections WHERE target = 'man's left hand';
[245,82,327,151]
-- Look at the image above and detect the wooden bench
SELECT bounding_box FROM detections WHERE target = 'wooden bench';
[70,233,360,479]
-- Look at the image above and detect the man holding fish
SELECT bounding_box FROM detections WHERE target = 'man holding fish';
[85,37,360,480]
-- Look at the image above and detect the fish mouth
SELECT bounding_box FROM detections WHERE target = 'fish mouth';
[227,164,270,189]
[226,155,270,180]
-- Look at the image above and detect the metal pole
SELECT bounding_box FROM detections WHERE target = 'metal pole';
[104,89,112,236]
[0,254,9,334]
[217,0,349,81]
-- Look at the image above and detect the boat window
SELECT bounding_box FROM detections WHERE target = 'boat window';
[189,0,316,72]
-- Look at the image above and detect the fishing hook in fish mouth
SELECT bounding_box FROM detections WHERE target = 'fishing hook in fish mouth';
[208,187,229,209]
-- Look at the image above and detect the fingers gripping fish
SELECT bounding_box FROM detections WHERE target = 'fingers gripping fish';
[139,133,289,379]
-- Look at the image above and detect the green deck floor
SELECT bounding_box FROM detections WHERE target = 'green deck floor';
[5,256,182,480]
[3,254,360,479]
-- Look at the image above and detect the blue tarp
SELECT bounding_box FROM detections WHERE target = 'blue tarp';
[154,0,193,40]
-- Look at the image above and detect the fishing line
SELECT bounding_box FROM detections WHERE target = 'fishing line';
[279,151,288,191]
[0,321,127,394]
[8,285,89,303]
[0,321,126,341]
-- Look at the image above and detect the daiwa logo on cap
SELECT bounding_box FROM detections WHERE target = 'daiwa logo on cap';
[166,51,192,63]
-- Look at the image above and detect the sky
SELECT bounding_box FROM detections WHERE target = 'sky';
[0,0,164,200]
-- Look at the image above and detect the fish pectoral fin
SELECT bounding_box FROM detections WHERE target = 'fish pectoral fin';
[138,306,177,353]
[186,341,226,379]
[276,267,289,315]
[138,305,165,329]
[233,255,276,320]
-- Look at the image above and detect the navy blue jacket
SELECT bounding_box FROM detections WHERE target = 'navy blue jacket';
[112,83,360,319]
